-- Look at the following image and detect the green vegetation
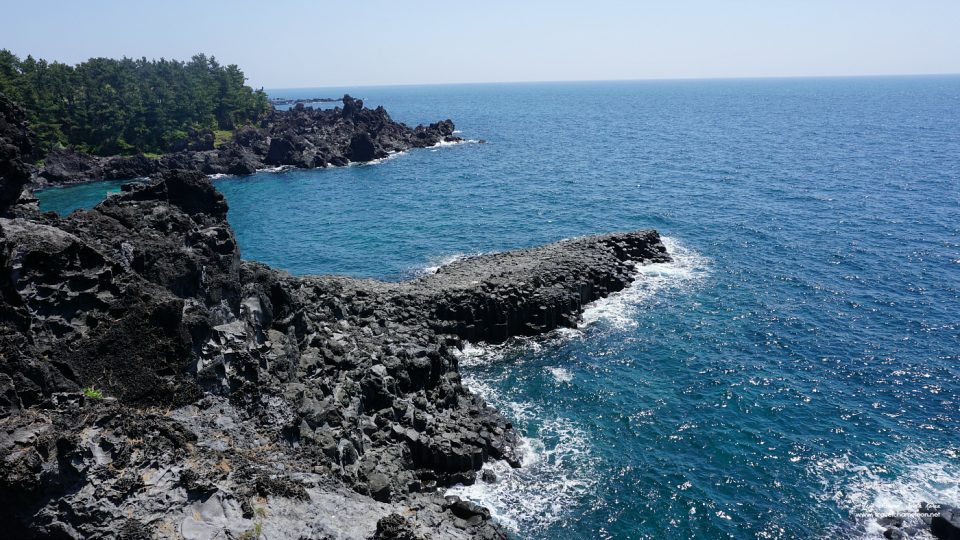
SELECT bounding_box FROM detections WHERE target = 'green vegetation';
[0,50,270,156]
[239,521,263,539]
[82,386,104,399]
[212,129,233,148]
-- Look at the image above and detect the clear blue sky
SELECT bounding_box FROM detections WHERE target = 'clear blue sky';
[3,0,958,88]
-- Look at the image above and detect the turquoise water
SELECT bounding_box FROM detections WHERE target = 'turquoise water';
[39,77,960,539]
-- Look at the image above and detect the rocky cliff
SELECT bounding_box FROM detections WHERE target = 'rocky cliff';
[1,92,676,539]
[33,95,461,187]
[0,170,670,538]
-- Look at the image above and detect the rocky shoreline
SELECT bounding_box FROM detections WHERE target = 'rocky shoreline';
[32,94,460,189]
[6,90,956,539]
[2,92,678,538]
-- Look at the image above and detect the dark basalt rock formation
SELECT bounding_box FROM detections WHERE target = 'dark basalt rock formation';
[924,503,960,540]
[0,93,34,211]
[3,94,674,538]
[33,94,462,188]
[0,177,670,537]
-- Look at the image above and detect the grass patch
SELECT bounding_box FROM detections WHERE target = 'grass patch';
[82,386,104,399]
[142,152,163,159]
[213,130,233,148]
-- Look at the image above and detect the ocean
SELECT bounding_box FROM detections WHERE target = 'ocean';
[37,77,960,539]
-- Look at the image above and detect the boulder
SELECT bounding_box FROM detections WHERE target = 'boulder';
[102,154,159,179]
[925,503,960,540]
[342,94,363,119]
[349,132,377,162]
[371,513,423,540]
[265,135,301,166]
[39,147,102,185]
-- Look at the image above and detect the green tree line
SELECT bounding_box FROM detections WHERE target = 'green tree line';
[0,50,271,156]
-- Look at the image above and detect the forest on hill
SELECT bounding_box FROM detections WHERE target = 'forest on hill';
[0,50,271,156]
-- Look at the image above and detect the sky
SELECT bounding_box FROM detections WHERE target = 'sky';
[3,0,959,89]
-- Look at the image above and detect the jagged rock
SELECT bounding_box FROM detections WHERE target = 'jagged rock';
[481,469,497,483]
[350,132,378,162]
[884,527,905,540]
[371,513,423,540]
[265,133,304,166]
[33,94,463,187]
[924,503,960,540]
[102,154,159,179]
[0,93,34,211]
[2,164,670,537]
[342,94,363,119]
[39,147,103,185]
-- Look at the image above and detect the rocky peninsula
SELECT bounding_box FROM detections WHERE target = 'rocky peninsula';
[2,91,674,538]
[32,94,460,188]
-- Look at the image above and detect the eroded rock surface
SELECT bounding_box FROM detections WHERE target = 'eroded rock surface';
[0,93,34,211]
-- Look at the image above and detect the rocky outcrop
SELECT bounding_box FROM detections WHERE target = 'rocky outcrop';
[874,504,960,540]
[925,503,960,540]
[0,93,35,211]
[3,160,670,537]
[32,95,462,188]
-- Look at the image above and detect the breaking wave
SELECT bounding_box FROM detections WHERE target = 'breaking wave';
[446,371,598,533]
[579,236,710,330]
[810,447,960,538]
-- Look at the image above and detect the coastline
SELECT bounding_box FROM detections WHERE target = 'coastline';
[3,90,673,537]
[32,138,481,199]
[5,77,960,540]
[30,94,462,191]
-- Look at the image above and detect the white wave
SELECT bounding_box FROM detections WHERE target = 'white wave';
[418,253,472,276]
[430,139,481,149]
[810,448,960,538]
[207,173,230,180]
[546,367,573,383]
[444,238,708,533]
[255,165,294,174]
[579,237,710,330]
[452,338,545,369]
[453,341,499,368]
[447,372,597,533]
[350,150,408,167]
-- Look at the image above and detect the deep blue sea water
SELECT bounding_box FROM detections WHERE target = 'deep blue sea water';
[38,77,960,539]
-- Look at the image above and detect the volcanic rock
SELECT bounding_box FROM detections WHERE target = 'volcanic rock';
[0,93,34,211]
[33,94,463,187]
[1,166,669,537]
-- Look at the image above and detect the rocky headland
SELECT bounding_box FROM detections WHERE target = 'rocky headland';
[2,91,676,538]
[3,87,959,540]
[32,94,460,188]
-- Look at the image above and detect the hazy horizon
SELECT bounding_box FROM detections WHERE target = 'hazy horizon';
[262,72,960,93]
[4,0,959,89]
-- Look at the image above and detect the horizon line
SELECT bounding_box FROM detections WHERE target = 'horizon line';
[263,71,960,92]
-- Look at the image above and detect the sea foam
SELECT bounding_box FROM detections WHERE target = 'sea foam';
[417,252,473,276]
[446,372,598,533]
[446,236,709,533]
[810,447,960,538]
[579,236,710,330]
